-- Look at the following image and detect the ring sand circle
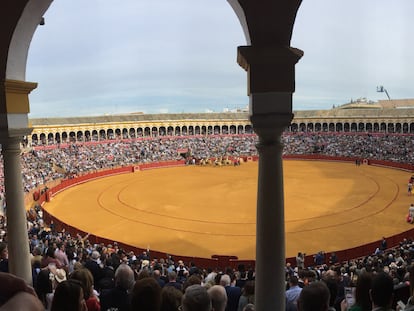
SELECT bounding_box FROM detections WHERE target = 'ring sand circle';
[43,160,412,259]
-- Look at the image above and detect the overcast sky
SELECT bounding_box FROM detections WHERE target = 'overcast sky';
[26,0,414,117]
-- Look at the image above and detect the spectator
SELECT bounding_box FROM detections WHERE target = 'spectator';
[41,247,63,270]
[297,281,331,311]
[165,271,182,291]
[176,260,188,283]
[340,272,372,311]
[208,285,228,311]
[54,242,69,271]
[286,275,302,307]
[381,237,388,252]
[130,277,162,311]
[34,268,53,309]
[370,272,394,311]
[45,267,68,309]
[69,268,100,311]
[183,275,202,292]
[188,262,200,276]
[181,284,211,311]
[238,280,254,311]
[51,279,87,311]
[328,253,338,265]
[220,274,241,311]
[154,269,166,288]
[100,263,134,311]
[0,272,44,311]
[296,252,305,270]
[400,265,414,311]
[314,251,325,266]
[84,250,103,291]
[160,286,182,311]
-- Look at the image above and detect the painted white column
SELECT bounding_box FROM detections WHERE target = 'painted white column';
[2,137,32,283]
[250,92,293,311]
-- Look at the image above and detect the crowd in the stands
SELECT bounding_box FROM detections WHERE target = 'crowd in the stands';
[2,217,414,310]
[14,132,414,194]
[284,132,414,163]
[20,135,259,193]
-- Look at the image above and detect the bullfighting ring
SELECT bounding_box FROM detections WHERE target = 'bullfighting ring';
[43,160,413,260]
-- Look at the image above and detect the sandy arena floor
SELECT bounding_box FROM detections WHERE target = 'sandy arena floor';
[43,160,414,260]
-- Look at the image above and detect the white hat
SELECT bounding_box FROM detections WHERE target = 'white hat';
[55,269,67,283]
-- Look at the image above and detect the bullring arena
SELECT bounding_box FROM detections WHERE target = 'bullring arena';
[42,159,414,260]
[21,100,414,266]
[22,98,414,266]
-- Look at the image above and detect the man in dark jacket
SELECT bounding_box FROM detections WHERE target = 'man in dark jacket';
[219,274,241,311]
[100,263,135,311]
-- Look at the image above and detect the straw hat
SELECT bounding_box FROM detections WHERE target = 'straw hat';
[54,268,67,283]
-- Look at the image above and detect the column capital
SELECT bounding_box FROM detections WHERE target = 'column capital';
[0,79,37,134]
[237,45,303,94]
[0,128,33,142]
[3,79,37,114]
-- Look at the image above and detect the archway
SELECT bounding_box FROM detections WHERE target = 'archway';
[2,1,303,308]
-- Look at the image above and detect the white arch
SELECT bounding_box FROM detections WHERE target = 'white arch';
[226,0,250,45]
[6,0,53,80]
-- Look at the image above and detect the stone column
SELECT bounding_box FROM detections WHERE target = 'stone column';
[237,46,302,310]
[1,79,37,284]
[2,137,32,282]
[251,108,293,311]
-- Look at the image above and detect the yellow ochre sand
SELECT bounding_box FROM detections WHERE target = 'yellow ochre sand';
[43,161,413,259]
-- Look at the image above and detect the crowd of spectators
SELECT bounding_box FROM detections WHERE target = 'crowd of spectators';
[13,132,414,195]
[19,135,259,193]
[1,132,414,310]
[284,132,414,163]
[2,222,414,310]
